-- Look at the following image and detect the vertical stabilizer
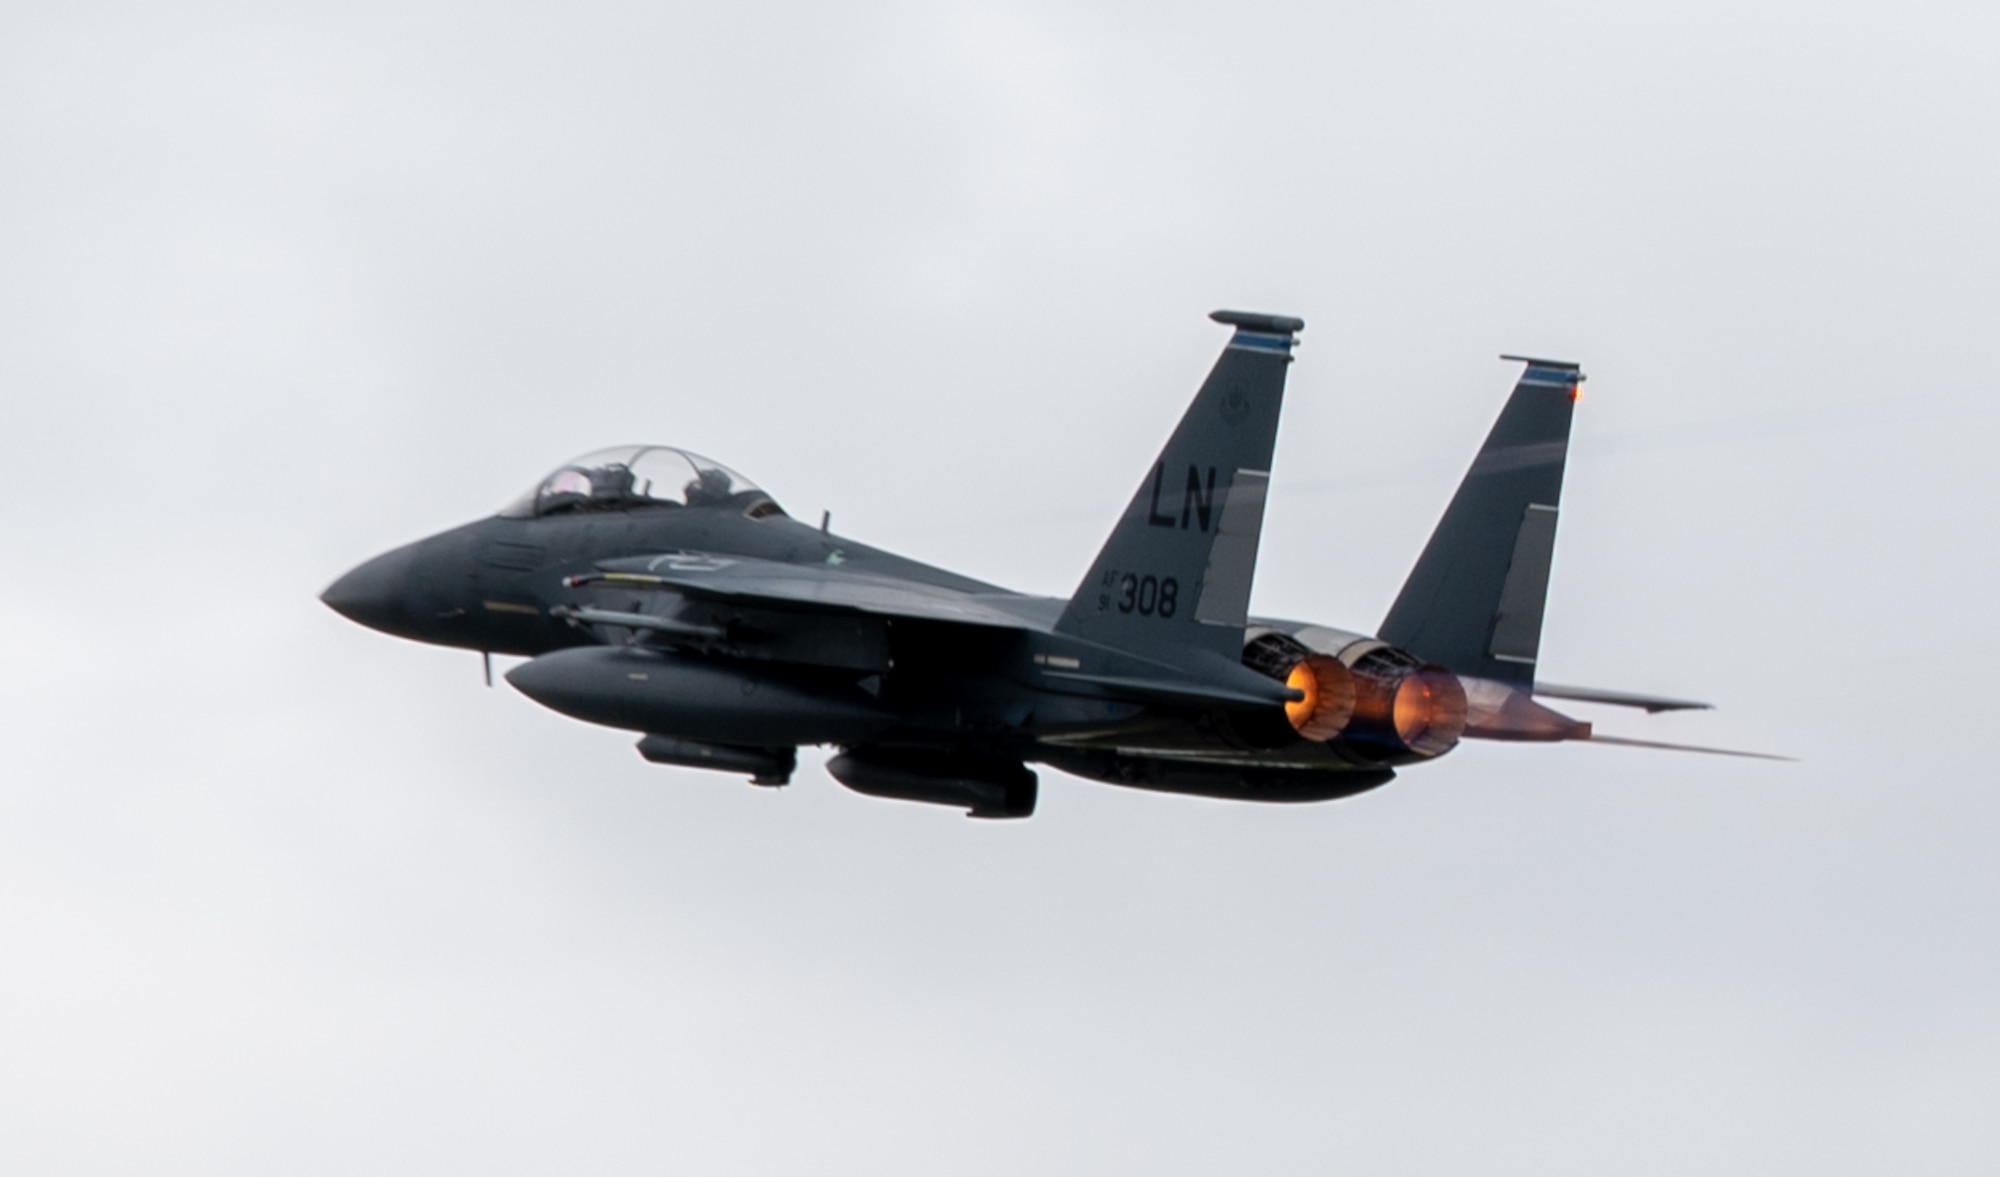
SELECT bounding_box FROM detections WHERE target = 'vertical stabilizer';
[1378,356,1582,684]
[1055,311,1302,664]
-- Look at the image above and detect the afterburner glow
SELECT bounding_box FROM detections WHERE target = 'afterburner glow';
[1283,654,1357,741]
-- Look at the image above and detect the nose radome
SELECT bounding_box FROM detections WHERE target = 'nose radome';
[321,544,418,636]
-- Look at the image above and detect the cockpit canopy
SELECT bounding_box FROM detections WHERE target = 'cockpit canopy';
[500,446,784,519]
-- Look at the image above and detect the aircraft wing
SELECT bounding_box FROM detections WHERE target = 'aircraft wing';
[573,552,1043,631]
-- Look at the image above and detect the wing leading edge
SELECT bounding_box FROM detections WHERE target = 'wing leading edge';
[572,556,1043,630]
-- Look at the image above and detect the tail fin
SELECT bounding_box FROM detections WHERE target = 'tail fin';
[1378,356,1583,685]
[1054,310,1302,664]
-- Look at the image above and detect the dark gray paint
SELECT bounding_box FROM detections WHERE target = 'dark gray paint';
[325,322,1695,815]
[1378,360,1581,685]
[1054,311,1297,664]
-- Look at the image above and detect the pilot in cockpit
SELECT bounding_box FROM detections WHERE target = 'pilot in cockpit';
[506,446,772,519]
[684,466,733,506]
[589,463,638,505]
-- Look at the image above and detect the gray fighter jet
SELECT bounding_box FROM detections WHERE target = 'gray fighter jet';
[324,311,1756,819]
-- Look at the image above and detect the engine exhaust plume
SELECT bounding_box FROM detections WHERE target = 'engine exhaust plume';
[1284,654,1357,741]
[1349,658,1469,757]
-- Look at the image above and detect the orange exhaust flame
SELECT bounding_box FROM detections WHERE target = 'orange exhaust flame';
[1284,654,1356,741]
[1391,669,1469,756]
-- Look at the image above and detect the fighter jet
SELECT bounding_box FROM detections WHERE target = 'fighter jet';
[323,310,1758,819]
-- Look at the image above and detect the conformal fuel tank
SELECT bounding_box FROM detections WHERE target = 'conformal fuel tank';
[507,646,894,746]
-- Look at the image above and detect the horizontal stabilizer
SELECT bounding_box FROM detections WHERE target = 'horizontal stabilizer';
[1532,683,1712,713]
[1586,734,1796,762]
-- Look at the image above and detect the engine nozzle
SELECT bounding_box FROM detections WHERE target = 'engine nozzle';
[1353,663,1468,757]
[1283,654,1358,741]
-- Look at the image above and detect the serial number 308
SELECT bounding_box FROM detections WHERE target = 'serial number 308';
[1114,574,1178,618]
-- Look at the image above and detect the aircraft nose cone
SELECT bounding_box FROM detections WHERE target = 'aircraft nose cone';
[321,544,418,635]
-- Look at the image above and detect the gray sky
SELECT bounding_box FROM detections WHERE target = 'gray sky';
[3,1,1997,1172]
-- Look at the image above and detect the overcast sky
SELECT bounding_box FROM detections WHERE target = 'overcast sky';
[4,1,1997,1172]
